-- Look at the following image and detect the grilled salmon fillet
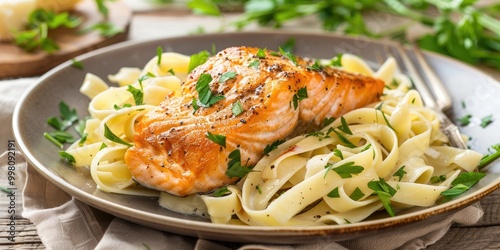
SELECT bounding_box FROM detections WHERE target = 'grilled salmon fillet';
[125,46,384,196]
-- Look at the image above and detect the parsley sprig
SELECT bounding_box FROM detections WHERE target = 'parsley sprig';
[368,178,397,216]
[440,172,486,203]
[14,9,81,53]
[225,149,253,178]
[193,73,225,110]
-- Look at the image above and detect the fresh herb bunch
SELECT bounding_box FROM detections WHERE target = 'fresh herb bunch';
[14,0,121,53]
[188,0,500,69]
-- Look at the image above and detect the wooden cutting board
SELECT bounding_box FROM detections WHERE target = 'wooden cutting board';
[0,0,131,79]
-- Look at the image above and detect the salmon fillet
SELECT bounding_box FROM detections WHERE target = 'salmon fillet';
[124,46,384,196]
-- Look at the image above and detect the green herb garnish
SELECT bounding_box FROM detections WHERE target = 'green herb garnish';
[323,117,335,127]
[458,114,472,126]
[206,132,226,147]
[256,48,267,58]
[440,172,486,203]
[393,165,406,181]
[219,71,237,83]
[330,54,343,66]
[188,50,211,73]
[368,178,397,216]
[157,46,163,65]
[225,149,253,178]
[59,151,76,164]
[127,85,143,106]
[279,46,298,65]
[337,116,352,135]
[292,87,308,110]
[326,162,364,179]
[327,187,340,198]
[263,139,286,155]
[307,61,324,71]
[232,100,244,117]
[349,187,365,201]
[71,58,84,69]
[103,123,133,147]
[480,114,493,128]
[248,59,260,69]
[213,186,231,197]
[195,73,225,108]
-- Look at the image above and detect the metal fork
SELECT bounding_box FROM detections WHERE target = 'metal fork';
[383,43,468,149]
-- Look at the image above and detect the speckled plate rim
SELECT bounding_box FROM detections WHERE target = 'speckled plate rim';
[13,31,500,244]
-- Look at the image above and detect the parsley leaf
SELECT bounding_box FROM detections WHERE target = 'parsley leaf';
[279,46,298,65]
[292,87,308,110]
[458,114,472,126]
[329,162,364,179]
[368,178,397,216]
[440,171,486,203]
[480,114,493,128]
[157,46,163,65]
[206,132,226,148]
[263,139,286,155]
[231,100,244,117]
[127,85,143,106]
[349,187,365,201]
[393,165,407,181]
[331,128,357,148]
[307,61,324,71]
[59,151,76,164]
[188,50,211,73]
[213,186,230,197]
[327,187,340,198]
[225,149,253,178]
[256,48,267,58]
[323,117,335,127]
[195,73,225,108]
[330,54,343,66]
[337,116,352,135]
[104,123,133,147]
[248,59,260,69]
[71,58,84,69]
[219,71,237,83]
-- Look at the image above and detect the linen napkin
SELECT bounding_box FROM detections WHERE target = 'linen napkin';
[0,78,485,250]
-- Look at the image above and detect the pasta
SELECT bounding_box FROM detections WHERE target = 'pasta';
[65,48,483,226]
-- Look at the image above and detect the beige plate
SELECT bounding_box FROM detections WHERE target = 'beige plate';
[13,32,500,244]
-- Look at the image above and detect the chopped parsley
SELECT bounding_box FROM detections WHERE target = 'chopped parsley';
[188,50,210,73]
[323,117,335,127]
[59,151,76,164]
[168,68,175,75]
[333,148,344,160]
[47,102,79,131]
[248,59,260,69]
[480,114,493,128]
[368,178,397,216]
[263,139,286,155]
[307,61,324,71]
[325,161,364,179]
[337,116,352,135]
[213,186,230,197]
[127,85,143,106]
[71,58,84,69]
[103,123,133,147]
[156,46,163,65]
[330,54,343,66]
[479,143,500,169]
[393,165,406,181]
[279,46,298,65]
[231,101,244,117]
[349,187,365,201]
[114,103,132,110]
[219,71,237,83]
[292,87,308,110]
[206,132,226,148]
[381,111,397,133]
[430,175,447,183]
[225,149,253,178]
[279,38,295,53]
[331,128,357,148]
[327,187,340,198]
[440,172,486,203]
[194,73,225,108]
[256,48,267,58]
[457,114,472,126]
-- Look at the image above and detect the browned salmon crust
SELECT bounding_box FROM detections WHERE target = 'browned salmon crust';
[125,46,384,196]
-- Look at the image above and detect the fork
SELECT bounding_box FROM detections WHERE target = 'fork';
[383,43,468,149]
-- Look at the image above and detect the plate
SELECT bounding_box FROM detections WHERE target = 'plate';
[13,31,500,244]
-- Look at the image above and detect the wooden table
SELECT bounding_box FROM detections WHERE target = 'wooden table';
[1,6,500,249]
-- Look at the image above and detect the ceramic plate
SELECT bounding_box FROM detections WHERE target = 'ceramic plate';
[13,32,500,244]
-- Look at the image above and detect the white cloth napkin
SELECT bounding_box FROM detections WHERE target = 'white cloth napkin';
[0,78,485,250]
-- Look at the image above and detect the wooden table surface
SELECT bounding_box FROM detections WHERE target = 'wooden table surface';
[1,4,500,249]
